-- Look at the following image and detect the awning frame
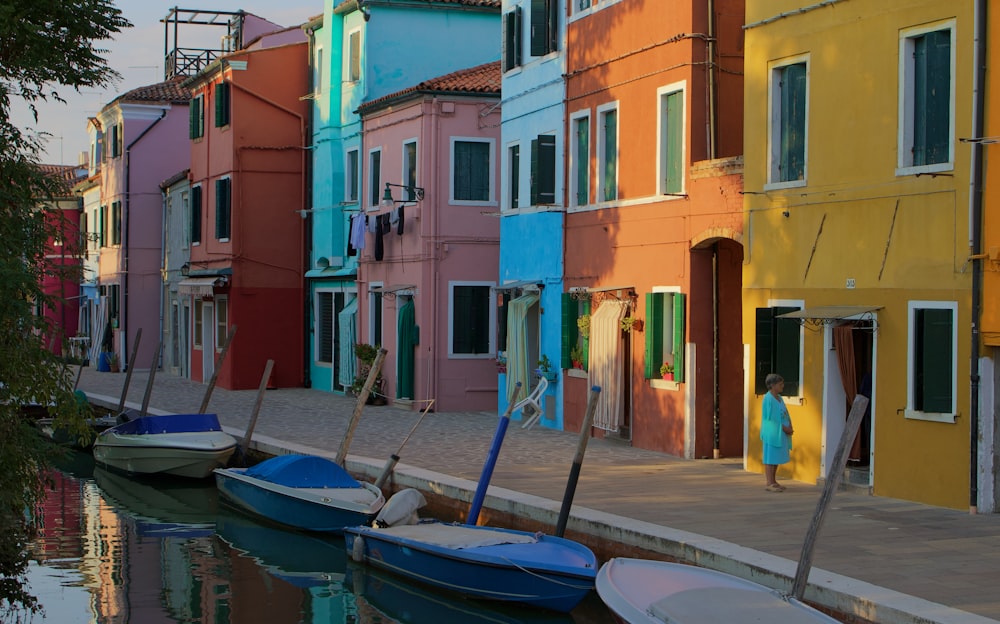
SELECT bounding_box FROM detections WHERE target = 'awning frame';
[177,276,228,296]
[777,305,883,327]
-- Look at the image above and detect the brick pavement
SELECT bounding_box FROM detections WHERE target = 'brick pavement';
[77,368,1000,623]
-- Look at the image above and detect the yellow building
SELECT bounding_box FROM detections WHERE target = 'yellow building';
[743,0,987,510]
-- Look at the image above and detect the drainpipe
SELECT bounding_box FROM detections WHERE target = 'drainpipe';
[123,109,167,370]
[969,0,986,514]
[429,96,441,405]
[706,0,717,159]
[302,30,316,389]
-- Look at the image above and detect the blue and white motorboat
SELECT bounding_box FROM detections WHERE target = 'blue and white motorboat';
[214,454,385,532]
[93,413,237,479]
[343,490,597,613]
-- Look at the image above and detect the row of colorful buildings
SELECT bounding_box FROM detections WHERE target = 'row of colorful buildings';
[37,0,1000,512]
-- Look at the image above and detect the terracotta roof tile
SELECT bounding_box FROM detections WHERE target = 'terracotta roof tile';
[37,164,87,197]
[109,76,191,107]
[358,61,500,114]
[335,0,500,12]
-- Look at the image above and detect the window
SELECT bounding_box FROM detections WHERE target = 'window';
[561,293,590,370]
[214,81,230,127]
[659,85,685,195]
[348,30,361,82]
[111,201,121,245]
[502,7,522,72]
[317,291,333,363]
[193,299,203,347]
[191,185,202,245]
[189,94,205,139]
[215,177,231,240]
[769,59,807,185]
[529,0,558,57]
[181,191,190,248]
[530,134,555,205]
[314,46,323,95]
[109,122,123,159]
[907,301,956,420]
[644,291,686,382]
[99,205,107,247]
[452,139,493,203]
[754,304,802,396]
[570,113,589,206]
[598,104,618,201]
[899,24,953,173]
[346,148,359,203]
[508,144,520,209]
[450,283,494,356]
[215,297,228,351]
[368,148,381,208]
[369,288,383,347]
[403,140,418,200]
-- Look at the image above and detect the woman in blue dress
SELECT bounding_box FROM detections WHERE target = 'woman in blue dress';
[761,373,793,492]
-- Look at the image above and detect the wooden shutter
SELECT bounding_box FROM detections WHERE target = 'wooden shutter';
[349,31,361,82]
[215,178,231,239]
[645,293,664,379]
[99,205,107,247]
[190,186,202,244]
[603,110,617,200]
[754,307,774,394]
[497,291,511,354]
[576,117,589,205]
[560,293,575,369]
[774,306,800,395]
[917,308,952,412]
[530,0,548,56]
[530,134,555,205]
[672,293,686,382]
[503,8,522,72]
[664,91,684,194]
[318,292,333,363]
[509,145,520,209]
[189,99,199,139]
[214,81,230,127]
[779,64,806,182]
[914,30,950,166]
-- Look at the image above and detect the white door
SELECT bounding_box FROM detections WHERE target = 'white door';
[202,302,215,381]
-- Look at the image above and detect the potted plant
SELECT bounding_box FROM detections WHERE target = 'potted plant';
[620,316,643,333]
[659,361,674,381]
[106,351,120,373]
[496,352,507,374]
[576,314,591,339]
[351,343,386,404]
[535,354,557,382]
[570,345,584,370]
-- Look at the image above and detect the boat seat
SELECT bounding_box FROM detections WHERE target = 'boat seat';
[514,376,548,430]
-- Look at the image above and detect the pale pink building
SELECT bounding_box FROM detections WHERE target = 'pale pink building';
[355,62,502,412]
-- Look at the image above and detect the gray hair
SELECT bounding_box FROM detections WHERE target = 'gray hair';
[765,373,784,388]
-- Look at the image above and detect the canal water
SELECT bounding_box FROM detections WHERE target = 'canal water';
[24,451,615,624]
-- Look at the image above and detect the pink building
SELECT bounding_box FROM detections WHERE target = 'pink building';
[355,62,502,412]
[95,78,192,370]
[184,38,308,390]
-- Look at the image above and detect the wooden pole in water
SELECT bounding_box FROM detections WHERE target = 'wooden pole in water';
[791,394,869,600]
[467,382,522,526]
[555,385,601,537]
[336,348,387,467]
[199,325,237,414]
[375,399,435,490]
[116,327,142,413]
[237,359,274,464]
[138,343,161,417]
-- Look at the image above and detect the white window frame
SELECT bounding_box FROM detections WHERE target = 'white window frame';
[896,20,955,176]
[571,0,624,19]
[402,138,419,201]
[449,137,496,206]
[905,300,958,423]
[448,281,497,358]
[656,81,687,197]
[368,147,382,210]
[181,190,190,249]
[597,101,619,203]
[505,141,521,211]
[569,110,590,208]
[346,28,362,83]
[314,46,324,96]
[215,296,228,352]
[766,55,809,190]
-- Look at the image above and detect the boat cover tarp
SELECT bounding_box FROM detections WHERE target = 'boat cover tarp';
[374,523,538,549]
[113,413,223,435]
[244,454,362,489]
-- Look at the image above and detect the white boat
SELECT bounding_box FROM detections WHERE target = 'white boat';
[93,413,237,479]
[596,557,839,623]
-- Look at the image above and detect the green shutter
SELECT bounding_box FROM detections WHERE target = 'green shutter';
[914,30,950,166]
[774,306,801,395]
[189,99,198,139]
[576,117,589,205]
[215,82,229,127]
[503,9,522,71]
[645,293,664,379]
[99,205,106,247]
[529,0,548,56]
[191,186,201,244]
[664,91,683,193]
[581,299,590,370]
[215,179,231,239]
[779,63,806,182]
[561,293,575,369]
[918,308,952,412]
[497,291,511,353]
[672,293,686,382]
[603,110,617,200]
[754,307,774,394]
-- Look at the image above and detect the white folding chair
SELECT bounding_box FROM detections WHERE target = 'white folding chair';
[514,376,548,430]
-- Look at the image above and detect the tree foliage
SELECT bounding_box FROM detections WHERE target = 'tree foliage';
[0,1,129,619]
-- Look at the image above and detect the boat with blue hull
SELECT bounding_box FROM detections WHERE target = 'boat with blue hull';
[93,413,237,478]
[343,518,597,613]
[214,454,385,532]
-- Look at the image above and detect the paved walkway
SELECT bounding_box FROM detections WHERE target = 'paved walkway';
[77,368,1000,623]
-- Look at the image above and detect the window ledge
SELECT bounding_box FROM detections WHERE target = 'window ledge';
[763,179,806,192]
[566,368,587,379]
[650,378,679,391]
[904,409,957,424]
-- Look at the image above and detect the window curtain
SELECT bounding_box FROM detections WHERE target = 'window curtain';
[397,298,416,399]
[590,300,628,431]
[506,292,539,404]
[833,322,860,460]
[337,297,358,389]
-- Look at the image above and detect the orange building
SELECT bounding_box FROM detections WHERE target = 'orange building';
[562,0,745,458]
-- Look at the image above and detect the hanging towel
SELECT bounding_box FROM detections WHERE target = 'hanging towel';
[396,204,405,235]
[367,214,378,233]
[374,213,390,261]
[389,207,400,226]
[350,213,367,251]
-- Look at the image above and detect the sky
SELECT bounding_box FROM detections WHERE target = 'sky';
[12,1,323,165]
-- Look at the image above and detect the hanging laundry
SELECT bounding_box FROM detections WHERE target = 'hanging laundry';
[374,213,391,261]
[350,213,366,251]
[396,204,405,235]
